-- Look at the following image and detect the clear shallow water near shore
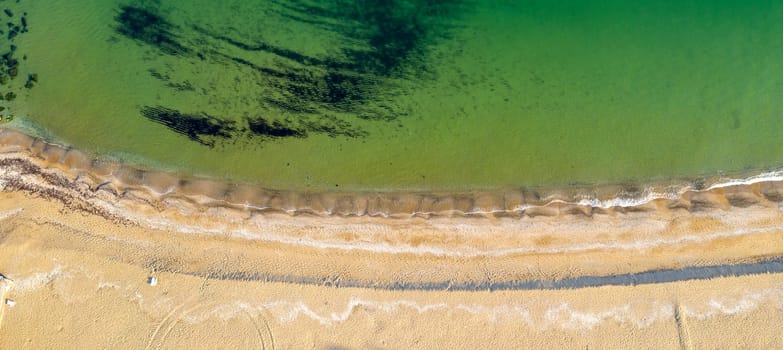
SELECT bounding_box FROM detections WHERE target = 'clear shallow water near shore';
[1,0,783,192]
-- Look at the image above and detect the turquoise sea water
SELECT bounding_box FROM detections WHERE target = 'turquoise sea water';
[1,0,783,191]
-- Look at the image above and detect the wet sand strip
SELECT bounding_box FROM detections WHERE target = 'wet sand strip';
[152,256,783,291]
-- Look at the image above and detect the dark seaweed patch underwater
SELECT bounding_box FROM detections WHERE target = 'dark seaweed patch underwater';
[0,0,36,121]
[114,1,464,148]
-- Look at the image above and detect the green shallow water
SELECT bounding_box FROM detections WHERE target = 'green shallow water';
[2,0,783,191]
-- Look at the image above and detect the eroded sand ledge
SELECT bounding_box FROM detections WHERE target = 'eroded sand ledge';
[1,129,783,348]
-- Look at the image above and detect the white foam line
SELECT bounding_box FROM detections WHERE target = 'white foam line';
[0,208,22,221]
[573,192,680,209]
[184,288,783,330]
[704,171,783,191]
[553,171,783,209]
[9,265,68,293]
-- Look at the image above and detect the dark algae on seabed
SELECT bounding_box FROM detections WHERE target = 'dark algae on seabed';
[114,0,464,147]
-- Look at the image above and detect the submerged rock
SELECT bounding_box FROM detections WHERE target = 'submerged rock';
[24,72,37,88]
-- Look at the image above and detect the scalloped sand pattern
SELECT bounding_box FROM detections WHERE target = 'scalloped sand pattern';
[3,127,783,219]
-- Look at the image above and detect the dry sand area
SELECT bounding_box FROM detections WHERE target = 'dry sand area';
[1,132,783,348]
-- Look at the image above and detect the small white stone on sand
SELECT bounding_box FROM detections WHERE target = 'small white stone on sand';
[147,276,158,286]
[5,299,15,308]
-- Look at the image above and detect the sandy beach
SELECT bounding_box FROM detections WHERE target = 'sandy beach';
[1,129,783,348]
